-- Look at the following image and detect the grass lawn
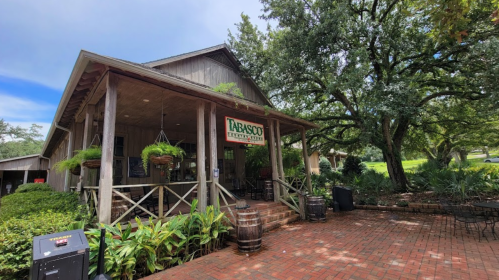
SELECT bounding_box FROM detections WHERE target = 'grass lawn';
[363,151,499,173]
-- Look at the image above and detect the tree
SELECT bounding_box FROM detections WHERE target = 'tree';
[228,0,499,191]
[0,119,44,159]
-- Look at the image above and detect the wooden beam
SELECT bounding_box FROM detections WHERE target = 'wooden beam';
[275,120,285,179]
[197,101,207,211]
[301,127,312,193]
[81,71,102,80]
[209,102,218,207]
[81,105,95,187]
[98,73,118,224]
[268,119,280,202]
[76,83,93,91]
[64,123,75,192]
[78,78,95,86]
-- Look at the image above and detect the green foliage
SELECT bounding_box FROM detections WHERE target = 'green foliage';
[53,155,81,173]
[0,211,84,278]
[0,119,44,160]
[245,144,304,179]
[228,0,499,192]
[86,199,232,279]
[319,156,332,175]
[341,156,365,178]
[212,82,244,98]
[396,201,409,207]
[360,146,384,162]
[311,187,332,206]
[15,183,52,193]
[141,142,186,175]
[0,190,81,221]
[351,170,393,199]
[282,148,304,177]
[52,146,101,173]
[78,146,102,160]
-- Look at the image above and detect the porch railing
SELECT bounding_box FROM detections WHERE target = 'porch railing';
[79,180,240,227]
[275,178,306,220]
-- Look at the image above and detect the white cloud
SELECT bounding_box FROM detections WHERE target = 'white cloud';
[0,93,55,121]
[0,0,268,90]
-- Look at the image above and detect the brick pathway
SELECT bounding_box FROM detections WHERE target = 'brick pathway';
[143,210,499,280]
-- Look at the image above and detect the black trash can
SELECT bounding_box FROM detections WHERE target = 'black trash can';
[30,229,89,280]
[333,186,354,211]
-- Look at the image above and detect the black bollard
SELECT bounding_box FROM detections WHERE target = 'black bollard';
[92,228,111,280]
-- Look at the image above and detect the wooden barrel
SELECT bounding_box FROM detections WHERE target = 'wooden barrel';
[111,193,131,222]
[263,180,274,201]
[307,196,326,222]
[237,209,263,252]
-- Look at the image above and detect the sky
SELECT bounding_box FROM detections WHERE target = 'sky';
[0,0,269,140]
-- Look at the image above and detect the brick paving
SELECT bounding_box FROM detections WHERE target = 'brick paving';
[143,210,499,280]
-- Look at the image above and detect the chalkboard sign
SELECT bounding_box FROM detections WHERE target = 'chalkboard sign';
[128,157,149,178]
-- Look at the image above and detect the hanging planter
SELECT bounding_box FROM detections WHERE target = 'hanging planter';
[70,165,82,176]
[141,141,185,175]
[79,146,102,169]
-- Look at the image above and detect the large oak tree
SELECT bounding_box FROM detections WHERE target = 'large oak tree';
[228,0,499,191]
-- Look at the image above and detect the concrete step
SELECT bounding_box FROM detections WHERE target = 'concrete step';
[258,205,290,217]
[263,213,300,232]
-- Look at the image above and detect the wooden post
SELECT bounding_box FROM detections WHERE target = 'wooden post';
[301,127,312,193]
[209,103,218,207]
[158,186,164,220]
[276,120,285,180]
[23,170,28,185]
[268,119,280,202]
[197,101,207,211]
[298,192,306,220]
[98,73,118,225]
[81,105,95,188]
[64,124,74,192]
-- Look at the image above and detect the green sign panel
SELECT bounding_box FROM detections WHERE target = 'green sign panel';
[225,116,265,146]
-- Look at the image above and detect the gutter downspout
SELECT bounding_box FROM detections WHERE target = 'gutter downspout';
[55,124,73,192]
[39,155,51,186]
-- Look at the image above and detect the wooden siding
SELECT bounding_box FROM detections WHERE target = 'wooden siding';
[0,156,49,171]
[157,55,268,105]
[48,133,70,192]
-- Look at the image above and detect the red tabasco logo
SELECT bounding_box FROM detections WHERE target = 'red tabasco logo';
[225,116,265,146]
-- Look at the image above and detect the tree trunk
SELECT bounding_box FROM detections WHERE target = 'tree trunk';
[458,149,468,162]
[384,151,409,192]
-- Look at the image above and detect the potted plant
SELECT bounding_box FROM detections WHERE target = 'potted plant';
[141,142,186,178]
[79,146,102,169]
[306,187,330,222]
[53,156,82,175]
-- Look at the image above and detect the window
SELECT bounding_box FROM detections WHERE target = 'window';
[224,147,235,182]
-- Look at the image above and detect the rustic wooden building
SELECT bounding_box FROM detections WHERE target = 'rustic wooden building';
[0,155,49,197]
[41,44,318,225]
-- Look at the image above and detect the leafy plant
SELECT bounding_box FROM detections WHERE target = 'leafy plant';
[15,183,52,193]
[341,156,366,178]
[212,82,244,98]
[311,187,333,207]
[52,146,101,173]
[53,155,81,173]
[141,142,186,175]
[0,190,81,221]
[396,201,409,207]
[78,145,102,160]
[365,196,377,206]
[0,211,81,279]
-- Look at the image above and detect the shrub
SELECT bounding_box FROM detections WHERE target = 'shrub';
[311,187,333,207]
[15,183,52,193]
[0,190,80,221]
[396,201,409,207]
[365,196,377,205]
[341,156,365,178]
[212,82,244,98]
[0,211,79,279]
[351,170,393,198]
[86,199,231,279]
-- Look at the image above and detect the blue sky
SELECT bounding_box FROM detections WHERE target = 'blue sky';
[0,0,268,139]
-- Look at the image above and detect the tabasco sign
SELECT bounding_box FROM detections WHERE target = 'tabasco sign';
[225,116,265,146]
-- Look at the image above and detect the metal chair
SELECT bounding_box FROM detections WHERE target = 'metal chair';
[449,205,488,241]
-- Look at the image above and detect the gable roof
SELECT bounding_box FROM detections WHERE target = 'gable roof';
[144,44,273,107]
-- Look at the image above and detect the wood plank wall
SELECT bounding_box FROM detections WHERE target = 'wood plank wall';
[157,56,267,105]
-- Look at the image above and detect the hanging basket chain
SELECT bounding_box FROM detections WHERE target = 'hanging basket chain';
[155,99,171,145]
[88,106,101,148]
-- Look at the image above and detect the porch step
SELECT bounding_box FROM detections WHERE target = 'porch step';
[228,202,300,234]
[263,213,300,232]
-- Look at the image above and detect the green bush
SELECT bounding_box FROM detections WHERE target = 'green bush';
[15,183,52,193]
[341,156,365,178]
[351,170,393,198]
[0,211,79,279]
[396,201,409,207]
[0,190,80,221]
[86,199,231,279]
[311,187,333,207]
